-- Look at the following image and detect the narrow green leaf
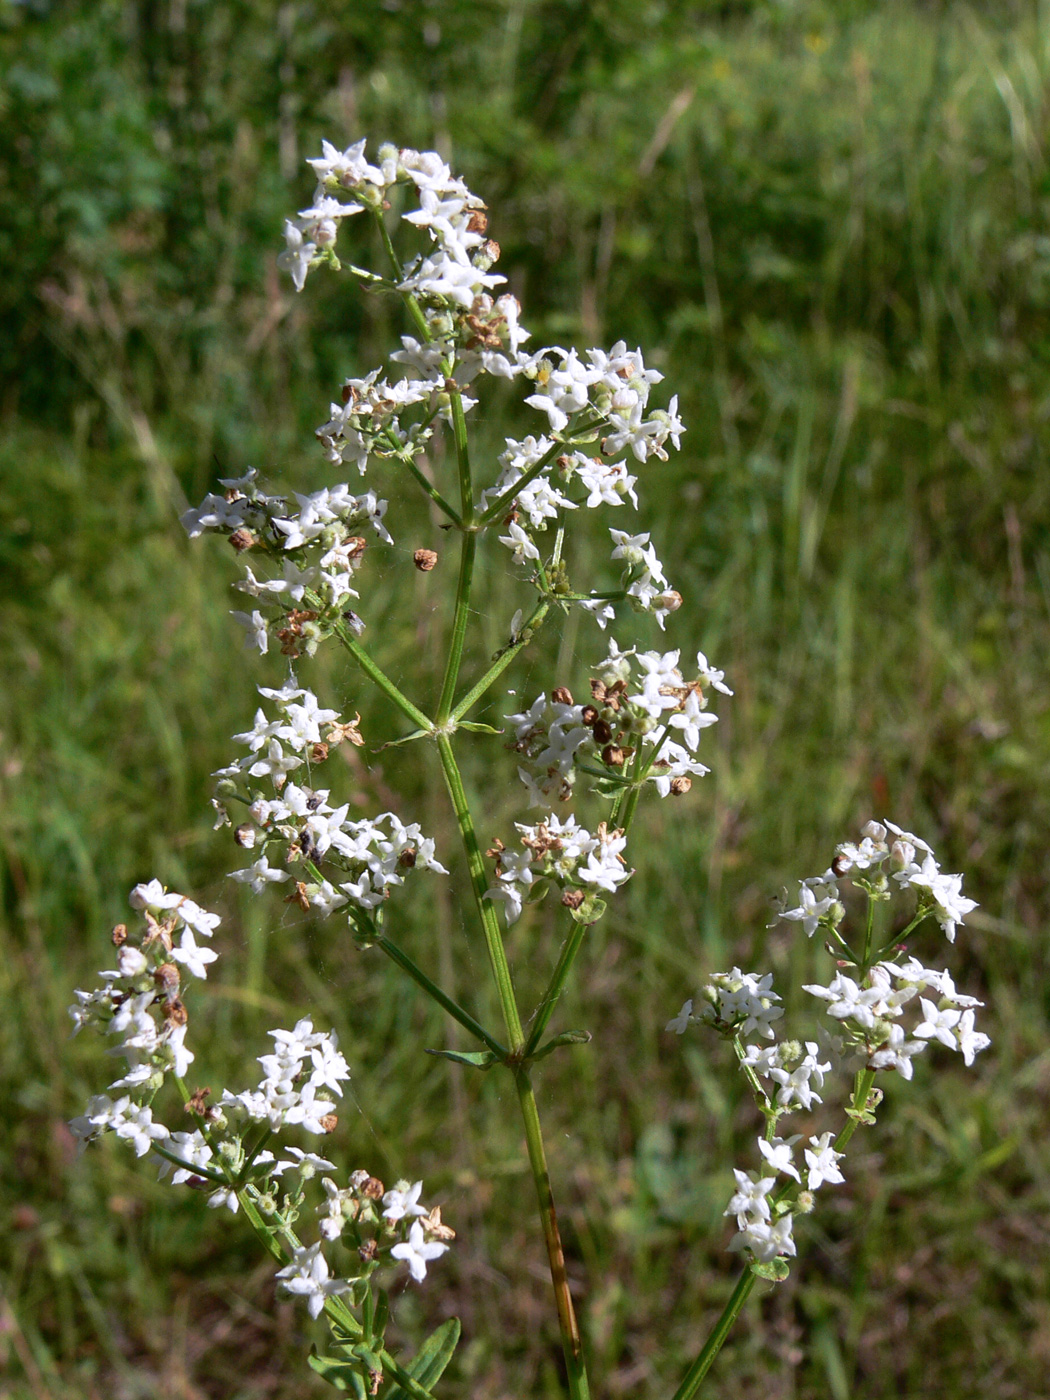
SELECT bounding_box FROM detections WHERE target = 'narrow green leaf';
[457,720,504,735]
[424,1048,499,1070]
[308,1350,361,1393]
[383,1318,461,1400]
[531,1030,592,1062]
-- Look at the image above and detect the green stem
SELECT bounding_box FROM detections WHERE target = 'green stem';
[434,734,524,1050]
[329,614,433,732]
[523,919,589,1059]
[476,439,565,525]
[450,597,551,722]
[375,932,508,1058]
[449,390,474,523]
[401,456,462,523]
[372,211,432,344]
[514,1069,591,1400]
[670,1269,757,1400]
[435,531,478,724]
[671,1068,879,1399]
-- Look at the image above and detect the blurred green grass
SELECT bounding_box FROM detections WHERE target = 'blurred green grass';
[2,0,1049,1396]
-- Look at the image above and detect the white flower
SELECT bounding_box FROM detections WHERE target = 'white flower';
[913,997,962,1050]
[390,1220,449,1283]
[781,883,834,938]
[955,1009,991,1066]
[724,1169,776,1229]
[804,1133,845,1190]
[383,1180,428,1222]
[228,854,292,895]
[170,928,219,980]
[666,999,693,1034]
[728,1212,796,1263]
[867,1023,926,1080]
[498,521,540,563]
[277,220,317,293]
[275,1242,354,1319]
[757,1135,801,1183]
[231,609,270,654]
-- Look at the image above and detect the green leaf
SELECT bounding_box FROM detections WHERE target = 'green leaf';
[309,1350,367,1395]
[424,1048,499,1070]
[750,1256,791,1282]
[457,720,504,735]
[531,1029,592,1062]
[383,1318,461,1400]
[377,727,432,749]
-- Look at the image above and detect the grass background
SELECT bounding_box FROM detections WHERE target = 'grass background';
[2,0,1049,1396]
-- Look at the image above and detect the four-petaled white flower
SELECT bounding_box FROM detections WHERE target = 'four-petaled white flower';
[391,1220,450,1283]
[275,1242,354,1318]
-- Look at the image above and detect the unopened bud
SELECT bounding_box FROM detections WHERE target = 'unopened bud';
[602,745,626,768]
[669,776,692,795]
[111,923,128,946]
[656,590,683,615]
[796,1190,815,1215]
[234,823,257,848]
[561,889,586,910]
[831,853,851,877]
[413,548,438,572]
[551,687,574,705]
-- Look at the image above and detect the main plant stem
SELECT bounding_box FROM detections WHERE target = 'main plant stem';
[435,737,590,1400]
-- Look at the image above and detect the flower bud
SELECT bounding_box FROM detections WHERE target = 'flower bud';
[234,823,257,849]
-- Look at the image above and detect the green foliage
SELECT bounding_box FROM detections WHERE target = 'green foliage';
[2,1,1049,1397]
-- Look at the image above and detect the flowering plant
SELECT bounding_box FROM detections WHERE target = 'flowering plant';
[70,139,988,1399]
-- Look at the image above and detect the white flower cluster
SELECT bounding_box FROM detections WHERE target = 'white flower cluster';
[779,819,979,944]
[220,1016,349,1133]
[525,342,682,462]
[68,881,222,1114]
[667,968,785,1042]
[484,812,631,926]
[315,368,437,475]
[670,821,989,1269]
[505,643,728,809]
[182,469,392,656]
[805,958,990,1078]
[725,1132,845,1263]
[277,1173,453,1322]
[215,691,446,921]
